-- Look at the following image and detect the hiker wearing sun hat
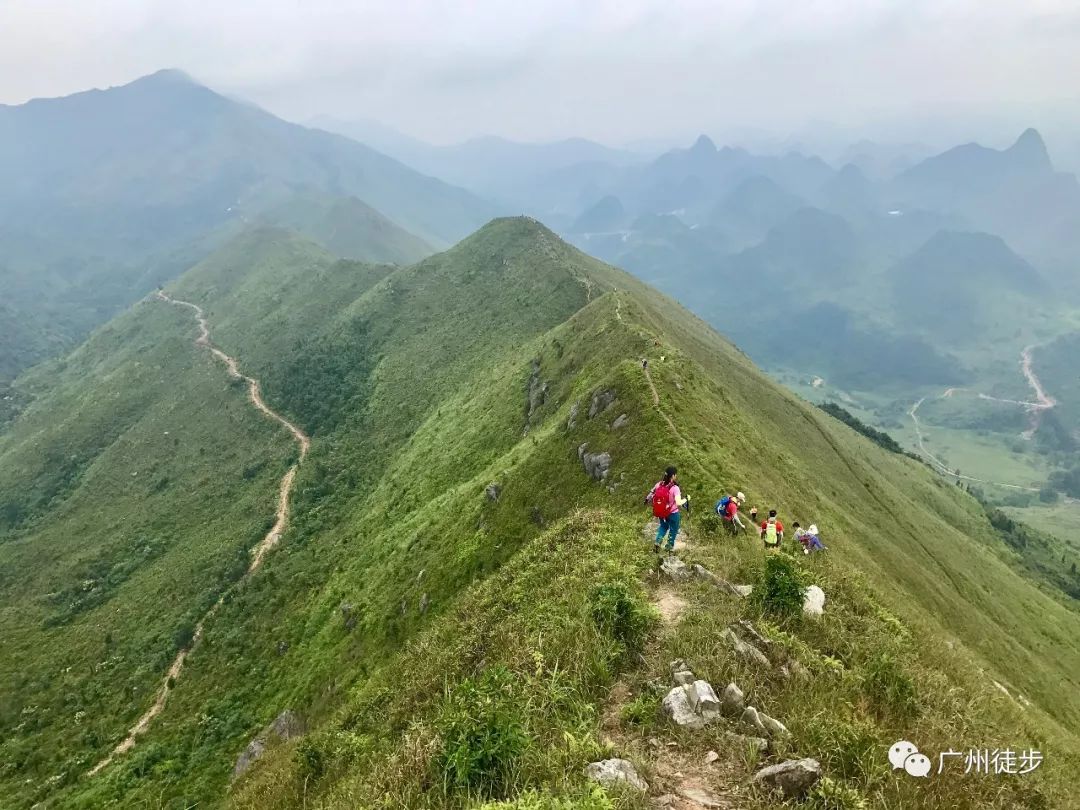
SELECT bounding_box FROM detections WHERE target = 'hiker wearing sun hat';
[715,491,747,532]
[804,523,826,554]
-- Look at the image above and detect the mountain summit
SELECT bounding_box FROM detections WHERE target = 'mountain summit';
[1007,126,1052,172]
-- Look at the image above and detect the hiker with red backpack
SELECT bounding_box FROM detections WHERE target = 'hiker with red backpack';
[715,492,747,532]
[645,466,687,553]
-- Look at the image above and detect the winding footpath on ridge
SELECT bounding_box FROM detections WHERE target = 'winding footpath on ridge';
[87,292,310,777]
[908,344,1054,492]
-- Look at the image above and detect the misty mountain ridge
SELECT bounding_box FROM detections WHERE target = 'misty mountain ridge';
[0,69,494,381]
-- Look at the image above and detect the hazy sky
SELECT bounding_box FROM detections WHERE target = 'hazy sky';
[2,0,1079,146]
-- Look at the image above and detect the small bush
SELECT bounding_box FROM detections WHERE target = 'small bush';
[293,737,326,784]
[435,667,529,799]
[619,690,659,727]
[861,651,918,720]
[797,715,879,781]
[753,555,807,620]
[589,582,653,652]
[696,513,722,536]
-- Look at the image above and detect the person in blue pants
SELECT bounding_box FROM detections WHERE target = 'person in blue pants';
[645,466,687,553]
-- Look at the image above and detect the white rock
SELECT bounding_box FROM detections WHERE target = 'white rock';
[759,712,790,738]
[721,682,745,716]
[660,556,691,581]
[673,669,695,686]
[705,750,719,763]
[803,585,826,616]
[585,758,648,792]
[740,706,767,734]
[732,584,753,598]
[721,628,770,668]
[690,680,721,720]
[663,686,704,728]
[751,758,822,798]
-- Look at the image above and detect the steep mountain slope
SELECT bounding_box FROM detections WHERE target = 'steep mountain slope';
[889,230,1044,343]
[2,220,1078,809]
[0,70,488,380]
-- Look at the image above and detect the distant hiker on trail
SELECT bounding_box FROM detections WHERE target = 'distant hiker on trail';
[749,506,758,525]
[646,466,687,553]
[715,491,747,532]
[642,358,648,370]
[759,509,784,551]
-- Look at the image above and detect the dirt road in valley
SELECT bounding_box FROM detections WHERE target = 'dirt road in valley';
[908,344,1056,493]
[87,292,310,777]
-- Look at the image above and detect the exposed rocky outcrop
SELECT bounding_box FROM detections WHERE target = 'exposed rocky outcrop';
[691,563,745,597]
[721,628,770,668]
[751,758,822,798]
[589,388,617,418]
[663,685,704,729]
[233,710,304,779]
[484,482,501,501]
[586,758,648,791]
[583,451,611,481]
[721,682,745,716]
[740,706,767,735]
[687,680,721,721]
[566,400,580,430]
[660,556,691,582]
[525,359,549,424]
[610,413,630,430]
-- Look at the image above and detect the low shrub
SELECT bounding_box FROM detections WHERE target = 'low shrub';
[435,667,529,799]
[753,555,807,620]
[589,582,653,653]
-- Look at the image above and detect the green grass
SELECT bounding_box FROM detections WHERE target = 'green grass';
[2,218,1079,808]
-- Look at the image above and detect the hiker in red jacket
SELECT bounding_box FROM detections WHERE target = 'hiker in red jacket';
[646,466,687,553]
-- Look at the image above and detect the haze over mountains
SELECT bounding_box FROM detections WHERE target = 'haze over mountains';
[0,70,490,382]
[3,69,1080,809]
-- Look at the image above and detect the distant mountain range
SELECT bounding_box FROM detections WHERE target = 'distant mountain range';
[0,70,494,381]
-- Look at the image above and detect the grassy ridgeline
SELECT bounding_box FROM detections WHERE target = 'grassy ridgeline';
[1,218,1078,808]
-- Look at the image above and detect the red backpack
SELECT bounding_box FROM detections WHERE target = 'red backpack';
[652,482,674,518]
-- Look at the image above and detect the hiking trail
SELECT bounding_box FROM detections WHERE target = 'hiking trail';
[87,291,310,777]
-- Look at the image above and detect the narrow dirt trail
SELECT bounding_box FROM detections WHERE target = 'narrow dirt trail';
[88,292,310,777]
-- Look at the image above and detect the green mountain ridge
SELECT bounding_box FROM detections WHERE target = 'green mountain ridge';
[0,69,490,382]
[1,219,1078,808]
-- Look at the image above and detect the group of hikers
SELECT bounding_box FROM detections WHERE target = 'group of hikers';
[645,466,827,555]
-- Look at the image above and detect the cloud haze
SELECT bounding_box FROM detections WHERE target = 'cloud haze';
[2,0,1079,145]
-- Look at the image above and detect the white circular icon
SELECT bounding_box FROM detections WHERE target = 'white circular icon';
[889,741,918,770]
[904,752,932,778]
